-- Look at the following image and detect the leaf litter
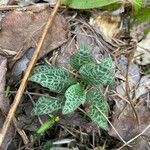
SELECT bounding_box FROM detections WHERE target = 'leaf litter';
[0,6,67,64]
[0,1,150,150]
[0,56,13,150]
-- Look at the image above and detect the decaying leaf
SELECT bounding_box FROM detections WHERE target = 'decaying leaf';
[75,24,116,54]
[116,55,141,98]
[0,0,9,5]
[59,112,99,133]
[0,56,13,150]
[8,48,35,83]
[134,32,150,65]
[110,54,150,149]
[109,96,150,150]
[17,0,35,7]
[135,75,150,100]
[63,83,86,114]
[55,38,76,69]
[0,8,67,64]
[89,11,121,42]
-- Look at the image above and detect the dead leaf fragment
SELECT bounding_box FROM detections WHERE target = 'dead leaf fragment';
[0,8,68,64]
[89,11,121,42]
[109,97,150,150]
[8,48,35,83]
[135,75,150,100]
[134,32,150,65]
[55,38,76,69]
[0,56,13,150]
[0,0,9,5]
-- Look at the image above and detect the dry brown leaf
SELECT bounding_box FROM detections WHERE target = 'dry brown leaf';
[109,98,150,150]
[0,56,13,150]
[135,75,150,100]
[55,38,76,69]
[75,24,115,56]
[59,112,99,134]
[0,8,68,65]
[89,11,121,43]
[134,32,150,65]
[110,55,150,149]
[0,0,9,5]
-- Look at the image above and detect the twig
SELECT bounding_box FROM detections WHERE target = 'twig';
[117,124,150,150]
[0,0,61,146]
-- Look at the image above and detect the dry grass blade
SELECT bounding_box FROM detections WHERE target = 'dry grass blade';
[0,0,61,146]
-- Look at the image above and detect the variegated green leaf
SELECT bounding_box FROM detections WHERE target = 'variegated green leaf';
[79,57,114,86]
[31,96,64,116]
[31,65,55,74]
[70,44,96,70]
[86,88,109,130]
[29,65,76,93]
[63,83,86,114]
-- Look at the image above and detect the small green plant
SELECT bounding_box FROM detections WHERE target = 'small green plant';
[29,44,115,130]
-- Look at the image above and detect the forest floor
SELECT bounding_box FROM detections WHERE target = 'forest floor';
[0,0,150,150]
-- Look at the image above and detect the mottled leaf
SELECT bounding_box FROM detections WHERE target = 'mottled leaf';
[86,88,109,130]
[70,44,96,70]
[29,65,76,93]
[31,65,55,74]
[31,96,64,116]
[63,83,86,114]
[79,57,114,86]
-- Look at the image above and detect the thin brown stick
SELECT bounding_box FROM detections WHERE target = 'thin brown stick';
[117,124,150,150]
[0,0,61,146]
